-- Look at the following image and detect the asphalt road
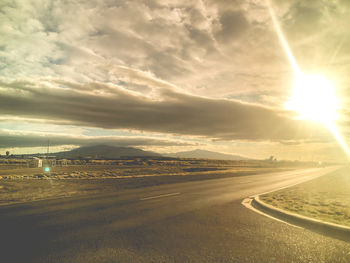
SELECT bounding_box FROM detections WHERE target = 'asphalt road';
[1,167,350,263]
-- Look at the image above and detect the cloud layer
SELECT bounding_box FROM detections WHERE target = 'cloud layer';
[0,78,330,142]
[0,129,192,148]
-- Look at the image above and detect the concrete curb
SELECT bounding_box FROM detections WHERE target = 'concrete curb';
[252,195,350,239]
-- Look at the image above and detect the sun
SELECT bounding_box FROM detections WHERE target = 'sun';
[285,74,339,125]
[285,73,350,156]
[266,1,350,156]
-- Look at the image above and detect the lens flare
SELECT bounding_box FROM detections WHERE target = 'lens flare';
[328,123,350,156]
[266,0,350,157]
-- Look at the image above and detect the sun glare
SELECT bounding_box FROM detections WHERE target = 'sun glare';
[285,74,339,124]
[266,0,350,157]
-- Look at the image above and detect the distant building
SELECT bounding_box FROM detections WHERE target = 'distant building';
[28,157,43,168]
[42,156,56,167]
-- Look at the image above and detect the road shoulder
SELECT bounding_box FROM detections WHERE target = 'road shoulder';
[243,166,350,241]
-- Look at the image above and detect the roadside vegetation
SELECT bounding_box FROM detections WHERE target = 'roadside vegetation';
[0,158,305,180]
[260,166,350,226]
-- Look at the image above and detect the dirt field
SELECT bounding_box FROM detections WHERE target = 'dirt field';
[260,166,350,226]
[0,159,305,206]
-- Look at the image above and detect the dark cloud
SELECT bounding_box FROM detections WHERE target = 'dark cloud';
[214,10,250,43]
[0,130,192,148]
[0,79,330,142]
[283,1,324,34]
[279,139,330,146]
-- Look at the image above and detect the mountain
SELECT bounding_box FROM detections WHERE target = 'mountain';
[52,145,161,159]
[165,149,249,160]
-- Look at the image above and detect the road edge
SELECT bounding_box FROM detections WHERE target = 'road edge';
[252,195,350,233]
[242,166,350,240]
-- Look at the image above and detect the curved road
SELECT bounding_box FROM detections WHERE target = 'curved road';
[1,167,349,262]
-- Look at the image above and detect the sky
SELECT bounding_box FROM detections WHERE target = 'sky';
[0,0,349,161]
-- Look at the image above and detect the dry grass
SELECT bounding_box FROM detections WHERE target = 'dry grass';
[260,166,350,226]
[0,159,294,180]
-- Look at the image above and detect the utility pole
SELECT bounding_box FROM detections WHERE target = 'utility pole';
[44,140,51,173]
[47,140,50,157]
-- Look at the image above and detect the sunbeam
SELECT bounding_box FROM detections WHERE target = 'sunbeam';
[266,0,301,75]
[266,0,350,157]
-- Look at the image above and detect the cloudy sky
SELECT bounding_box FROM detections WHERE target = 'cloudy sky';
[1,0,349,161]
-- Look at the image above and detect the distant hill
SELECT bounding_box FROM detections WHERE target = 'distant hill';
[165,149,249,160]
[52,145,161,159]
